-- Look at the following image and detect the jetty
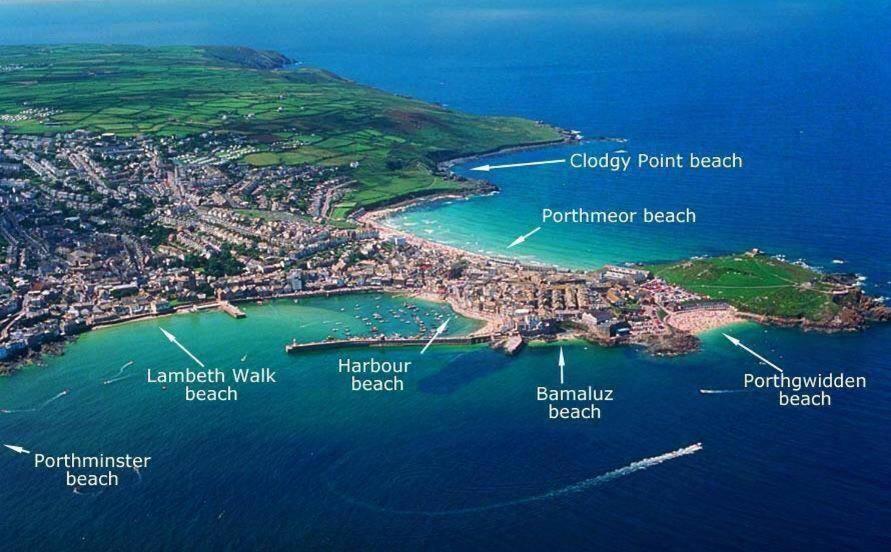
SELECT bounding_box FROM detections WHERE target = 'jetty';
[504,335,525,355]
[219,301,246,319]
[285,334,497,353]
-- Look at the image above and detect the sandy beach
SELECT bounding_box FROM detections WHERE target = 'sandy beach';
[665,308,742,335]
[405,290,505,336]
[359,203,499,265]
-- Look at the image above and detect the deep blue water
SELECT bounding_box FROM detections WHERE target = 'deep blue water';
[1,1,889,550]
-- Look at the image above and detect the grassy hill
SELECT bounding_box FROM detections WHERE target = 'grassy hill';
[647,253,844,321]
[0,44,563,216]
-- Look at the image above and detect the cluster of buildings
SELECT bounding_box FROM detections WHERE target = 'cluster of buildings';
[0,127,726,370]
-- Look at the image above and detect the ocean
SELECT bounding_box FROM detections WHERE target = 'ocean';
[1,1,889,550]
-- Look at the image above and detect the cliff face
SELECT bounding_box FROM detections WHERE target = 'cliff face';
[858,293,891,321]
[807,291,890,331]
[199,46,293,69]
[738,294,889,333]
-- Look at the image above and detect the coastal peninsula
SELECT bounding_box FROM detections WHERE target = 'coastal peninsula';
[0,45,887,372]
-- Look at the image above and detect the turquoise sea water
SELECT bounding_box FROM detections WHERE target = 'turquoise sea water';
[2,297,888,549]
[1,1,889,550]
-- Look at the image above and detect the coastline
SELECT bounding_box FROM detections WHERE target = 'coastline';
[335,128,575,218]
[402,290,504,336]
[360,198,888,346]
[665,308,744,336]
[6,205,880,377]
[359,205,496,265]
[0,287,502,375]
[356,133,579,270]
[4,116,887,375]
[361,197,887,340]
[434,133,577,172]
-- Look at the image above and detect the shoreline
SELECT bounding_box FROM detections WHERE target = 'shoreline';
[356,134,580,271]
[0,287,502,375]
[340,130,575,222]
[402,290,504,336]
[665,308,744,336]
[359,197,886,340]
[434,133,577,172]
[2,264,881,376]
[4,133,886,375]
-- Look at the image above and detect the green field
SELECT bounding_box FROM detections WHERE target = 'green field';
[0,45,563,216]
[647,254,843,321]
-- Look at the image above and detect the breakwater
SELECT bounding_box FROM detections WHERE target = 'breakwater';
[285,334,497,353]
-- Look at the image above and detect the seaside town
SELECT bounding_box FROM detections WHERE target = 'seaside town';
[0,128,857,371]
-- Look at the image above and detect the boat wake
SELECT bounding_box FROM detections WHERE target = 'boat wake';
[72,487,104,497]
[1,389,69,414]
[328,443,703,516]
[112,360,134,378]
[1,406,37,414]
[102,361,135,385]
[103,375,133,385]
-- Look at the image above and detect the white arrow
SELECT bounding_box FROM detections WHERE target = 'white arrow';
[507,226,542,249]
[723,333,783,373]
[160,327,206,368]
[4,444,30,454]
[558,346,566,385]
[421,317,450,355]
[470,159,566,172]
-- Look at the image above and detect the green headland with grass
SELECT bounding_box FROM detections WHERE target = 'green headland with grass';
[0,44,563,216]
[646,253,850,321]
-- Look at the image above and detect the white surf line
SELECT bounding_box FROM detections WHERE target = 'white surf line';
[470,159,566,172]
[507,226,542,249]
[723,333,783,373]
[160,327,205,368]
[328,443,703,516]
[421,317,450,355]
[699,389,753,394]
